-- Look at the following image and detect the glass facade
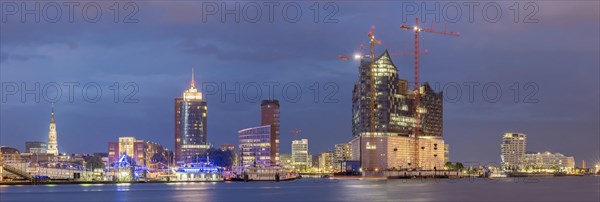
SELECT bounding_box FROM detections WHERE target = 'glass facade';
[238,125,272,167]
[175,74,208,164]
[352,50,443,137]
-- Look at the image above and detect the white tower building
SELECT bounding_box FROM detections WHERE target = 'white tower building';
[47,104,59,155]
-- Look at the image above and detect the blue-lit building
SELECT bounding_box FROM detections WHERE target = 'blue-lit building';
[175,70,209,164]
[238,125,272,167]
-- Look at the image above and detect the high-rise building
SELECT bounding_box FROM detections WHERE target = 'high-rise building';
[501,133,527,170]
[261,100,280,165]
[350,50,444,170]
[523,151,575,171]
[238,125,272,167]
[108,137,171,167]
[351,50,443,138]
[291,139,309,171]
[47,104,59,155]
[175,69,209,164]
[25,141,47,154]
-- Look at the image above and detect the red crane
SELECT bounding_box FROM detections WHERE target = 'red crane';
[289,129,302,141]
[400,18,459,170]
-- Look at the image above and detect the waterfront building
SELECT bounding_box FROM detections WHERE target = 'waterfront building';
[444,144,450,163]
[25,141,47,154]
[501,133,527,170]
[334,143,352,171]
[238,125,272,167]
[318,152,335,172]
[291,139,310,171]
[175,69,209,164]
[523,152,575,171]
[47,104,59,156]
[108,137,171,167]
[0,146,21,162]
[261,100,280,164]
[351,51,443,138]
[280,154,293,169]
[350,51,444,170]
[350,136,446,170]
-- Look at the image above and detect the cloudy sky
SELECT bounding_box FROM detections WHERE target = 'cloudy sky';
[1,1,598,165]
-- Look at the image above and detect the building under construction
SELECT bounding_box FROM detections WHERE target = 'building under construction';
[350,50,446,170]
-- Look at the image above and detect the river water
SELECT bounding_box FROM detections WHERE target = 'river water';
[1,176,599,201]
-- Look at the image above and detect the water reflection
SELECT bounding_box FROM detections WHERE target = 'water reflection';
[0,177,598,201]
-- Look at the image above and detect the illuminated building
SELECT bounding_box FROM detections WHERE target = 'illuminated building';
[238,125,272,167]
[334,143,352,171]
[0,146,21,162]
[280,154,293,169]
[47,104,59,156]
[175,69,209,164]
[501,133,527,170]
[351,50,443,138]
[523,151,575,171]
[261,99,280,164]
[350,50,445,170]
[25,141,47,154]
[291,139,310,170]
[350,136,446,170]
[318,152,335,172]
[108,137,171,167]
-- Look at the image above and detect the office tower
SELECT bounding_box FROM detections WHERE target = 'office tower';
[47,104,59,155]
[238,125,272,167]
[291,139,309,170]
[175,69,209,164]
[501,133,527,170]
[261,100,280,165]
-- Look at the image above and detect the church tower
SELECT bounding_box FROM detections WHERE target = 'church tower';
[47,103,59,155]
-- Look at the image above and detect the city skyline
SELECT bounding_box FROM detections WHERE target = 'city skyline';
[1,1,599,166]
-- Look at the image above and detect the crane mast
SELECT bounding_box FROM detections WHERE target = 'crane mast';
[400,18,459,170]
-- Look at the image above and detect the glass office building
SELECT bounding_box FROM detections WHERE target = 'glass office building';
[238,125,272,167]
[175,71,209,164]
[351,50,443,137]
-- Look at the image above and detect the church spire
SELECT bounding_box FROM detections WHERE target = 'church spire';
[50,102,55,123]
[47,103,58,155]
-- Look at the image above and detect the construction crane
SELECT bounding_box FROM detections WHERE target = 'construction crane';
[366,25,382,171]
[289,129,302,141]
[337,26,381,171]
[400,18,459,170]
[341,49,428,60]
